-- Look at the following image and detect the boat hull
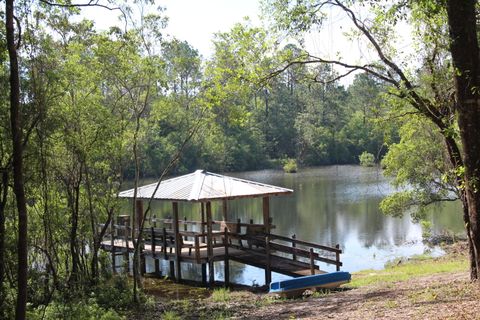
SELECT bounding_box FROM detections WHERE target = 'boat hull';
[269,271,351,298]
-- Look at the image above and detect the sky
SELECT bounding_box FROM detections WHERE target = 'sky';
[80,0,262,58]
[80,1,414,84]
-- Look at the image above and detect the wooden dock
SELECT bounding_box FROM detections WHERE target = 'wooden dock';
[100,218,342,286]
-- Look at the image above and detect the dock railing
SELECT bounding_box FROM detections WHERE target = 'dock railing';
[100,217,343,277]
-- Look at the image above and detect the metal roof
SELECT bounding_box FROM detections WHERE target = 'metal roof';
[118,169,293,202]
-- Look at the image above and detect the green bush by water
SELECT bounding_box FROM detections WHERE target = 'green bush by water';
[283,158,298,173]
[359,151,375,167]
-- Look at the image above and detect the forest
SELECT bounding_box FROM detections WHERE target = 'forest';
[2,0,480,319]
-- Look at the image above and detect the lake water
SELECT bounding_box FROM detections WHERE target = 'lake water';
[125,165,464,286]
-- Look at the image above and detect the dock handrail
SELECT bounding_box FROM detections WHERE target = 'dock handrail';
[268,233,342,254]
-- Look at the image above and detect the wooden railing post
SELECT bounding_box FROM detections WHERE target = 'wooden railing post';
[310,248,315,275]
[236,218,241,234]
[111,219,116,274]
[125,222,130,273]
[206,202,214,286]
[201,203,206,243]
[150,226,155,255]
[184,216,188,241]
[173,202,181,282]
[162,227,168,260]
[265,235,271,285]
[195,235,200,263]
[336,244,340,271]
[224,229,230,287]
[292,234,297,261]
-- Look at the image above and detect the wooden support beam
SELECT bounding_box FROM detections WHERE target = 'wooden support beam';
[111,219,116,274]
[310,248,315,275]
[206,201,214,285]
[201,203,206,243]
[262,197,270,234]
[222,200,228,221]
[335,244,341,271]
[201,263,207,285]
[169,260,175,280]
[125,220,130,274]
[224,229,230,287]
[154,258,160,275]
[162,227,168,259]
[173,202,182,282]
[265,234,271,285]
[184,216,188,241]
[292,234,297,261]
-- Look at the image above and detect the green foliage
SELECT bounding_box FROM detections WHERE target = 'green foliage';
[359,152,375,167]
[381,116,458,220]
[27,300,122,320]
[283,158,298,173]
[211,288,231,303]
[161,311,182,320]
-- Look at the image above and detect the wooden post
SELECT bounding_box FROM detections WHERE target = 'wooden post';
[154,259,160,275]
[151,227,155,255]
[162,227,168,259]
[292,234,297,261]
[262,197,270,234]
[125,220,130,273]
[184,216,188,241]
[201,202,206,243]
[195,235,200,263]
[222,200,228,221]
[310,248,315,275]
[152,214,157,228]
[111,219,116,274]
[169,261,175,280]
[206,201,214,285]
[335,244,341,271]
[201,263,207,285]
[173,202,182,281]
[224,229,230,287]
[236,218,241,234]
[265,235,271,285]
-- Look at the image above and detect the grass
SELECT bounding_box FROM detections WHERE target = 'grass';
[211,288,231,303]
[350,254,468,288]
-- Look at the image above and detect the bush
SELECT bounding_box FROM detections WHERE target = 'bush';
[28,300,122,320]
[211,288,231,302]
[359,151,375,167]
[282,158,298,173]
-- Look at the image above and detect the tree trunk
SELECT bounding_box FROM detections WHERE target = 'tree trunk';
[446,0,480,280]
[0,170,9,319]
[6,0,29,318]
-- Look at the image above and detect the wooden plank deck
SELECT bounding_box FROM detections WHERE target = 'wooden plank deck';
[101,239,324,277]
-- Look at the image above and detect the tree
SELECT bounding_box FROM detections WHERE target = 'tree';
[5,1,29,318]
[263,0,480,279]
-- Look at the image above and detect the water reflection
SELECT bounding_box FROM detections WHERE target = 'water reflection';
[124,165,464,285]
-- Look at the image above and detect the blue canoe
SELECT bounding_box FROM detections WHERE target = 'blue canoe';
[269,271,351,297]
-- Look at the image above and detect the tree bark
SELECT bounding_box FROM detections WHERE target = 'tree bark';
[6,0,29,318]
[0,170,9,319]
[446,0,480,280]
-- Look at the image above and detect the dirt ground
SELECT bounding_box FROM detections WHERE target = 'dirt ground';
[146,243,480,319]
[236,272,480,319]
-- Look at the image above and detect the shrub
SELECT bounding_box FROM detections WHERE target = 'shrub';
[283,158,298,173]
[211,288,231,302]
[359,151,375,167]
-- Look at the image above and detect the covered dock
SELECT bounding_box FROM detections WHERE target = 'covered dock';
[100,169,343,287]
